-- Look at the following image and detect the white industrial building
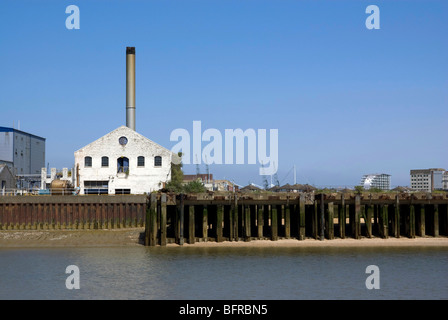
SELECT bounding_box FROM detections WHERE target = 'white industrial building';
[74,126,172,195]
[73,47,173,195]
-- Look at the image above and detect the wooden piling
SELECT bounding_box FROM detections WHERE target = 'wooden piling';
[393,195,400,238]
[319,194,325,241]
[339,194,346,239]
[160,194,167,246]
[271,205,278,241]
[443,205,448,236]
[379,204,388,238]
[188,205,195,244]
[149,193,158,246]
[233,195,238,241]
[433,204,439,237]
[326,202,334,240]
[257,205,264,239]
[244,205,251,241]
[216,204,224,242]
[202,205,208,242]
[409,204,416,238]
[312,201,318,240]
[284,205,291,239]
[299,194,306,240]
[366,204,373,238]
[417,204,425,236]
[353,195,360,239]
[178,194,185,245]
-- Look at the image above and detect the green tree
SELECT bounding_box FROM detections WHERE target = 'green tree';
[354,186,364,194]
[165,152,184,192]
[183,180,207,193]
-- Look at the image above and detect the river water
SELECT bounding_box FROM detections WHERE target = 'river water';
[0,246,447,300]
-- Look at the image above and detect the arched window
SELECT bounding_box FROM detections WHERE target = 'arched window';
[84,156,92,167]
[101,156,109,167]
[154,156,162,167]
[117,157,129,173]
[137,156,145,167]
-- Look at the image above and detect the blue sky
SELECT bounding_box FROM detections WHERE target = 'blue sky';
[1,0,447,188]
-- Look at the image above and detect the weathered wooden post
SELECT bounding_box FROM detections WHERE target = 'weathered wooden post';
[271,205,278,241]
[366,204,373,238]
[216,204,224,242]
[285,203,291,239]
[319,194,325,241]
[326,202,334,240]
[298,194,305,240]
[339,194,346,239]
[393,195,400,238]
[244,205,251,241]
[178,194,184,245]
[417,204,426,236]
[312,200,318,240]
[188,204,195,244]
[409,204,416,238]
[160,193,167,246]
[257,205,264,239]
[354,195,360,239]
[443,205,448,236]
[145,193,157,246]
[433,204,439,237]
[144,197,149,245]
[232,195,238,241]
[379,204,389,238]
[202,205,208,242]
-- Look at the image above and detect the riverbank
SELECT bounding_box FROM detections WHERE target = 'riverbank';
[0,228,448,248]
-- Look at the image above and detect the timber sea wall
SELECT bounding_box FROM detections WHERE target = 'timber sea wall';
[144,192,448,246]
[1,192,447,247]
[0,195,147,230]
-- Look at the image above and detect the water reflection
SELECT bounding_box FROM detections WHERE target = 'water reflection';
[0,246,447,299]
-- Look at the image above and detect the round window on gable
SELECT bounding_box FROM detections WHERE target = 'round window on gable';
[119,136,128,146]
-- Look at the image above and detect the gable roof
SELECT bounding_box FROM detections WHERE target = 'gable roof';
[74,126,172,155]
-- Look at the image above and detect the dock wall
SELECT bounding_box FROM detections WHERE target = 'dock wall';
[0,195,146,230]
[1,192,447,247]
[144,192,448,246]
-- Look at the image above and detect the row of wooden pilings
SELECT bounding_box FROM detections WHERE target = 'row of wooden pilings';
[144,192,448,246]
[0,195,147,230]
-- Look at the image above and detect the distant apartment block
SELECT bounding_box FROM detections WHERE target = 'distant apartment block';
[360,173,391,190]
[442,171,448,190]
[443,171,448,190]
[410,168,446,192]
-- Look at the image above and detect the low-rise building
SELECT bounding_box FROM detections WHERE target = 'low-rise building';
[443,171,448,190]
[74,126,173,195]
[410,168,445,192]
[0,164,16,195]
